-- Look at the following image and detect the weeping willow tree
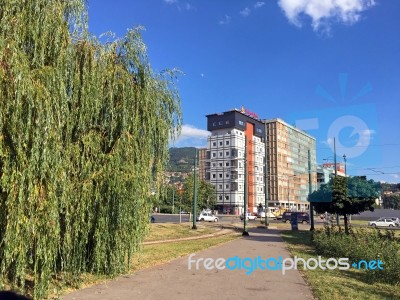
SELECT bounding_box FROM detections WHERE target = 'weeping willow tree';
[0,1,181,298]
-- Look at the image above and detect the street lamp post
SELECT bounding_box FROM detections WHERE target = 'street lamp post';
[192,148,198,230]
[172,188,175,214]
[263,120,269,227]
[343,154,347,176]
[243,136,249,236]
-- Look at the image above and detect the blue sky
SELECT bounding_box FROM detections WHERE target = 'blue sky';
[88,0,400,183]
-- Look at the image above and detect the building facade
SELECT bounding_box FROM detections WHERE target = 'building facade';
[264,119,317,212]
[203,110,317,215]
[205,109,265,215]
[316,163,346,190]
[197,148,208,181]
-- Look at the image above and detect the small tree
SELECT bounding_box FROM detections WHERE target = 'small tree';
[182,174,216,214]
[310,176,380,234]
[383,194,400,209]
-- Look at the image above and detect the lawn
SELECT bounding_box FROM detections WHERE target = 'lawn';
[145,223,220,242]
[281,230,400,300]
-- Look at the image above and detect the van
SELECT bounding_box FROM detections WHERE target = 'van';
[282,212,310,224]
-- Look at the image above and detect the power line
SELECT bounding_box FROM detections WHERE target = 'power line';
[317,143,400,150]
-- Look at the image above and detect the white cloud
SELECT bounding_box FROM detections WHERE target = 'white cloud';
[278,0,376,31]
[164,0,177,4]
[172,124,210,147]
[240,7,251,17]
[254,2,266,9]
[219,15,231,25]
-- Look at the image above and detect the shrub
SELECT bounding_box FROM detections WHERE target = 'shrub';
[313,226,400,285]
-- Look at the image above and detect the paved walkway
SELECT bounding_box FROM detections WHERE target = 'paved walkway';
[62,228,314,300]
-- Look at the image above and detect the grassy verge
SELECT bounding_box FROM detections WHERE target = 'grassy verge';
[145,223,219,242]
[281,230,400,300]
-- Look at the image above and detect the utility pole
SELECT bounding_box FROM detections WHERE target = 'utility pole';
[172,188,175,214]
[334,137,339,227]
[243,136,249,236]
[308,149,315,231]
[192,148,198,230]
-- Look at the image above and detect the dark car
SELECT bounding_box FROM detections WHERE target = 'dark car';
[282,212,310,224]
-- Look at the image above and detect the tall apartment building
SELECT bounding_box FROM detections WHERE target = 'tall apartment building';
[264,119,317,212]
[205,108,265,215]
[197,148,208,181]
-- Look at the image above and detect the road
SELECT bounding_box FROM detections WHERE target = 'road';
[152,213,261,224]
[152,214,400,230]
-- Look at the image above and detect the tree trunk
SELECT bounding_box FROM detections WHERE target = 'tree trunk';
[344,214,349,235]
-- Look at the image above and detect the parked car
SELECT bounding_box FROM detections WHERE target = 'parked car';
[369,218,396,227]
[197,212,218,222]
[281,212,310,224]
[240,212,258,221]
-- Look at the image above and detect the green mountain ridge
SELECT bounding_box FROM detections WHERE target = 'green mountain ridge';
[168,147,196,173]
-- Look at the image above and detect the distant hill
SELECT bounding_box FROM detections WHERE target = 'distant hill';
[168,147,196,173]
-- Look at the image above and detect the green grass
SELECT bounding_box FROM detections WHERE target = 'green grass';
[281,230,400,300]
[145,223,219,241]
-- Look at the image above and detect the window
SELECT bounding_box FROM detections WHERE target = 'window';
[218,184,222,189]
[225,195,229,200]
[219,162,223,167]
[225,184,229,189]
[213,122,216,126]
[219,173,223,178]
[225,162,229,167]
[219,121,223,125]
[225,120,230,124]
[226,140,230,145]
[219,141,223,146]
[212,152,216,158]
[212,162,216,167]
[219,195,222,200]
[225,151,229,156]
[219,152,223,157]
[239,120,244,126]
[226,173,230,178]
[212,142,216,147]
[212,174,216,179]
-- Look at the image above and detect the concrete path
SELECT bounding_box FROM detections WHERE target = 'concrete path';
[62,228,314,300]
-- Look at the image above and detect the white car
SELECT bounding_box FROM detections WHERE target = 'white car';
[240,213,257,221]
[368,218,396,227]
[197,212,218,222]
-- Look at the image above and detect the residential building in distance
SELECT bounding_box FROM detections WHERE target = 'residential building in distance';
[264,118,317,212]
[203,109,317,214]
[205,108,265,215]
[197,148,208,181]
[316,162,346,189]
